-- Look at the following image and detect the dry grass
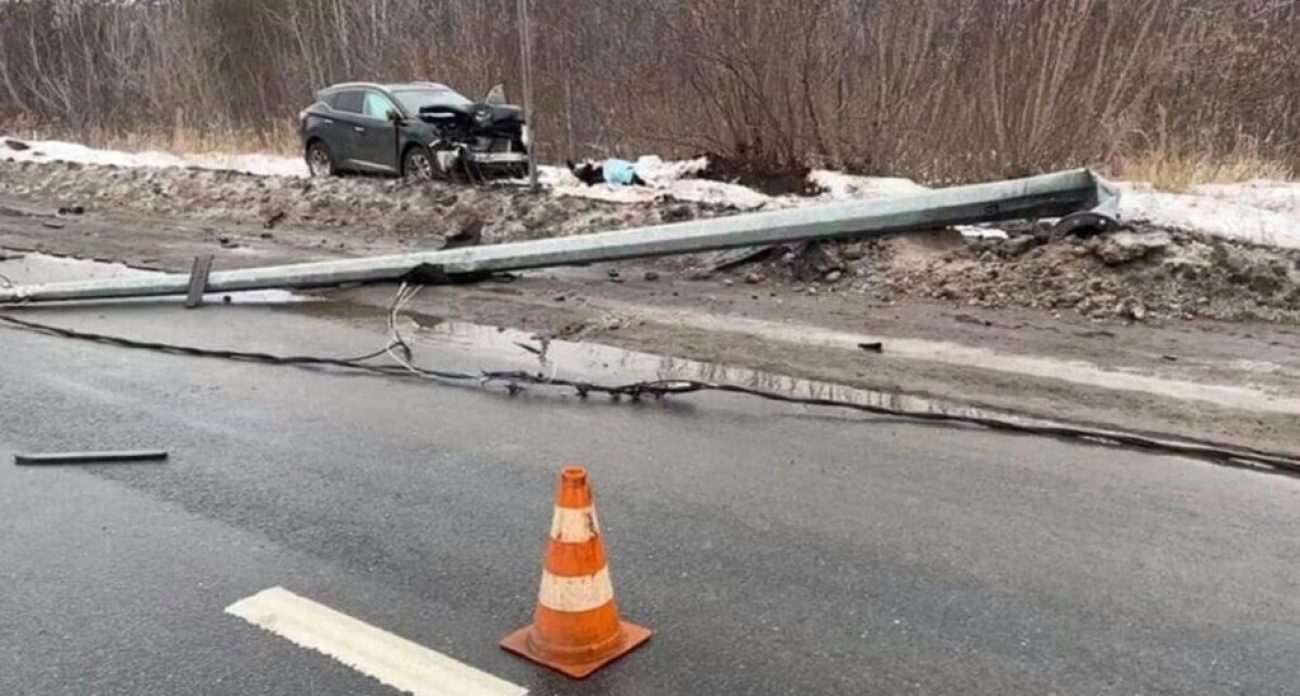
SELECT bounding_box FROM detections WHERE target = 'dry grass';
[1112,148,1294,192]
[3,0,1299,184]
[88,126,298,157]
[1,119,301,157]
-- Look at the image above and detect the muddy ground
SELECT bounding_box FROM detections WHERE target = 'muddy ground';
[0,159,730,247]
[2,159,1298,459]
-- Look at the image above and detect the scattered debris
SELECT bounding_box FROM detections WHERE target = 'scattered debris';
[662,205,694,222]
[2,138,30,151]
[15,450,169,466]
[441,219,484,250]
[857,342,884,353]
[954,314,994,327]
[713,221,1300,323]
[1094,230,1172,266]
[643,270,660,281]
[56,205,85,216]
[711,246,781,273]
[40,220,65,229]
[263,210,286,229]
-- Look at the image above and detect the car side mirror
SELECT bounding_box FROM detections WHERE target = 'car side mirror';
[387,109,404,125]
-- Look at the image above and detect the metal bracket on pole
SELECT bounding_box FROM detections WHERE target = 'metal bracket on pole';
[184,254,214,308]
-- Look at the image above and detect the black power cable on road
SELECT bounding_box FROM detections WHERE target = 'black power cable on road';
[1,291,1297,476]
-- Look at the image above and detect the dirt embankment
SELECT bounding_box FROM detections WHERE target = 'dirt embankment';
[0,159,728,247]
[714,224,1300,324]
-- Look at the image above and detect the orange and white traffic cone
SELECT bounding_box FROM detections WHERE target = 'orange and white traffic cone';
[500,466,652,679]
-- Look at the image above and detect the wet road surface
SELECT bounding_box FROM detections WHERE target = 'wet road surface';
[2,256,1299,695]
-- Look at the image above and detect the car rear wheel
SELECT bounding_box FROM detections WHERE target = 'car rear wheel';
[306,141,336,178]
[403,146,436,182]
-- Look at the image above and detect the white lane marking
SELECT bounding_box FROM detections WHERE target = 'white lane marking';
[549,506,600,543]
[538,567,615,613]
[226,587,526,696]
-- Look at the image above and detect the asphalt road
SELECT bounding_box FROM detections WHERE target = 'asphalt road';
[2,258,1299,695]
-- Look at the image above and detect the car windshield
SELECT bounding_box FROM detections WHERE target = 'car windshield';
[392,88,473,113]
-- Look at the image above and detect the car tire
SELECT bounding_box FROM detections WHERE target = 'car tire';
[305,141,337,178]
[403,146,436,182]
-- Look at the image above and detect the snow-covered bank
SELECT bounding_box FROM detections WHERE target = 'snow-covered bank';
[1,136,307,178]
[5,135,1300,249]
[1118,185,1300,250]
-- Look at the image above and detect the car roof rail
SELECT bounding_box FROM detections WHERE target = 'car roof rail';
[328,81,386,91]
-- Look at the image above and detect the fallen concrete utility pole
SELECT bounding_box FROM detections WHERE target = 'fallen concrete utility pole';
[0,169,1118,304]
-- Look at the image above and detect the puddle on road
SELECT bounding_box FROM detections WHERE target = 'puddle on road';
[411,319,1300,470]
[414,316,1077,430]
[0,252,308,305]
[588,299,1300,416]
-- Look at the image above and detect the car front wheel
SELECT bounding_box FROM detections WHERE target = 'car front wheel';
[403,146,436,182]
[306,141,336,178]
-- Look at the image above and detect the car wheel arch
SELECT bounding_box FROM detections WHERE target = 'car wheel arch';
[401,142,433,176]
[305,138,337,176]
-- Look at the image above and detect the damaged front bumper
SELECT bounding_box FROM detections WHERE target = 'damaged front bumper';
[467,152,529,166]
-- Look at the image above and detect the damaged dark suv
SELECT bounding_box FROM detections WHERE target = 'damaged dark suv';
[299,81,529,180]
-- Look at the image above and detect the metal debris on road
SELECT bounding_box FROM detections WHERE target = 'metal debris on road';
[15,450,169,466]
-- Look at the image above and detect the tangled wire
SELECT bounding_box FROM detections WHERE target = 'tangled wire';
[1,282,1298,475]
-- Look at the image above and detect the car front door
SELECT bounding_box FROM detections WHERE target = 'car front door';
[353,90,401,173]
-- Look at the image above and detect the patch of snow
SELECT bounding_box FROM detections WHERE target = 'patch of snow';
[954,225,1010,240]
[635,155,710,183]
[1117,187,1300,250]
[536,155,769,209]
[1,136,307,178]
[1190,180,1300,217]
[808,170,929,201]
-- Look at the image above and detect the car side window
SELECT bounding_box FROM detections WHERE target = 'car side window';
[363,91,396,120]
[335,90,364,114]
